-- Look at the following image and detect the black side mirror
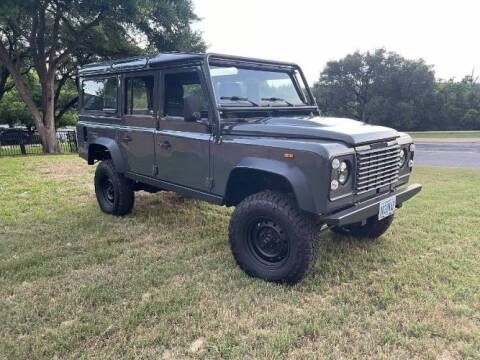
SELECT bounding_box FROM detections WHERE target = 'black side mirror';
[184,95,202,122]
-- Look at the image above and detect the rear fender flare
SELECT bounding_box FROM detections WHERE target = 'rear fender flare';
[89,137,127,173]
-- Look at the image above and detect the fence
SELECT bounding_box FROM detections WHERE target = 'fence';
[0,129,77,157]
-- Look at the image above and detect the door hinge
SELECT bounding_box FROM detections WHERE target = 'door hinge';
[153,165,159,177]
[205,177,214,189]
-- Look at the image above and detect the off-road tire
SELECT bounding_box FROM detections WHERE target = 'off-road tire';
[228,190,320,284]
[331,214,394,239]
[94,160,134,216]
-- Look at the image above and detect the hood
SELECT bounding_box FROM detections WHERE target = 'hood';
[222,116,399,146]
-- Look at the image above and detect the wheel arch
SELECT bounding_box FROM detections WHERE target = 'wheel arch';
[88,137,127,173]
[224,158,316,213]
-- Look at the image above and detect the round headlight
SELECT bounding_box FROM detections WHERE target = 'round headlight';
[338,161,349,184]
[399,149,407,168]
[332,158,340,169]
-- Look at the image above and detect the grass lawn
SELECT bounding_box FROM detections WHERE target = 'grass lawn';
[408,131,480,139]
[1,155,479,359]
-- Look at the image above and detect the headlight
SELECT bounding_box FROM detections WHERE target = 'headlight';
[398,149,407,168]
[338,161,349,184]
[330,157,353,199]
[332,158,340,169]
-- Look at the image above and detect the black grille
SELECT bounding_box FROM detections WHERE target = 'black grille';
[355,144,400,194]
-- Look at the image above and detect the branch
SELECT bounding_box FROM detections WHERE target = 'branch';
[0,40,44,130]
[48,3,61,68]
[54,69,74,105]
[53,13,105,67]
[55,95,78,125]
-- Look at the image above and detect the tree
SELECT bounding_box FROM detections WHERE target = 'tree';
[434,73,480,130]
[312,49,437,131]
[0,0,205,153]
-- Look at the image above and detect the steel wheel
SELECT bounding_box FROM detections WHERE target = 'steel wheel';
[246,217,290,267]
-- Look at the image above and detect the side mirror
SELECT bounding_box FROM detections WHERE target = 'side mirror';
[184,95,202,122]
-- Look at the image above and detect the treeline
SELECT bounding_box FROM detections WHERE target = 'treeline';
[312,49,480,131]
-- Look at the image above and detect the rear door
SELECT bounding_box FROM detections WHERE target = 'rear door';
[155,67,212,191]
[118,71,157,176]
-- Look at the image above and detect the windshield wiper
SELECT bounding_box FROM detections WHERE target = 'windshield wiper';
[220,96,259,107]
[261,97,294,106]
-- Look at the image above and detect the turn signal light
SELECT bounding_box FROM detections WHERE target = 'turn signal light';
[283,153,294,158]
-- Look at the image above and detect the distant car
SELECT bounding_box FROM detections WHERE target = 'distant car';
[76,53,422,284]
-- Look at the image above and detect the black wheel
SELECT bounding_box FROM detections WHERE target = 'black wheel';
[331,214,394,239]
[94,160,134,216]
[229,191,320,284]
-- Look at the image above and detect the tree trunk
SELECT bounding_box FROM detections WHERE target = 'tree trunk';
[41,75,60,153]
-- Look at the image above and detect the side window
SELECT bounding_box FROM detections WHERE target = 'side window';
[125,75,154,115]
[164,71,209,118]
[83,78,117,112]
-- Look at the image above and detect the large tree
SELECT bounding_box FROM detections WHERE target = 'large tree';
[0,0,205,153]
[313,49,437,131]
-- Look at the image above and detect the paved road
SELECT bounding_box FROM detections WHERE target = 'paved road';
[415,143,480,168]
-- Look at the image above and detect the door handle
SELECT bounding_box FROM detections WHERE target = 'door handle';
[160,140,171,149]
[121,135,132,143]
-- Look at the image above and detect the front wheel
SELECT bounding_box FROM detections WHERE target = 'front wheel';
[94,160,134,216]
[228,191,320,284]
[331,214,394,239]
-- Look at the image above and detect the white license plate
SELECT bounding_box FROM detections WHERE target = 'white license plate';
[378,196,396,220]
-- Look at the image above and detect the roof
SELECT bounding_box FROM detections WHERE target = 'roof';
[78,52,299,76]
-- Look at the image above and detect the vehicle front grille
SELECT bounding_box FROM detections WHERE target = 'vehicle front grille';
[355,144,400,194]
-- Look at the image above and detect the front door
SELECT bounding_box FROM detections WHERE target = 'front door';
[119,71,157,176]
[155,67,212,191]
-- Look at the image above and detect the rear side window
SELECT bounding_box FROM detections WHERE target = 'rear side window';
[82,78,118,112]
[125,76,154,115]
[164,71,209,118]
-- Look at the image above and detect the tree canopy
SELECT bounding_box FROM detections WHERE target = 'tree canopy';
[313,49,480,131]
[0,0,205,151]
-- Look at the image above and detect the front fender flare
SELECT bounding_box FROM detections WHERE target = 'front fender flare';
[89,137,127,173]
[233,157,316,213]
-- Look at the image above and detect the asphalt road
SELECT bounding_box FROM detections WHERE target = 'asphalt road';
[415,143,480,168]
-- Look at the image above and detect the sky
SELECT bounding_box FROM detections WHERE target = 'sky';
[192,0,480,84]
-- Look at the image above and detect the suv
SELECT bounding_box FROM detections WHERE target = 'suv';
[77,53,422,284]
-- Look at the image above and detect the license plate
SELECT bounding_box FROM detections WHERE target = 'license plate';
[378,196,396,220]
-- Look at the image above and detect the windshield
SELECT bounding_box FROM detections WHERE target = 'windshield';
[209,65,308,107]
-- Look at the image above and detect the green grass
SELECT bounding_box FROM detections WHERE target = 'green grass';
[409,131,480,139]
[1,155,479,359]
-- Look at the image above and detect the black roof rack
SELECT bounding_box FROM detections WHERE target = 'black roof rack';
[78,52,299,76]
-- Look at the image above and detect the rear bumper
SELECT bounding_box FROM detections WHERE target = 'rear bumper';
[324,183,422,227]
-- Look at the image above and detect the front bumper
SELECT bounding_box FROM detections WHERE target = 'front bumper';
[324,183,422,227]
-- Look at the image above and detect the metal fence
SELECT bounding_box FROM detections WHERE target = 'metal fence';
[0,129,77,157]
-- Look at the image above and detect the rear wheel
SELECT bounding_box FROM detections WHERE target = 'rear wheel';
[229,191,320,284]
[94,160,134,216]
[331,214,394,239]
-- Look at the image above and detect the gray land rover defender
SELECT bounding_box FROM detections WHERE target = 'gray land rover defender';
[77,53,422,284]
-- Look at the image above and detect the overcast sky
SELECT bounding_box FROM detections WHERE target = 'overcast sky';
[193,0,480,84]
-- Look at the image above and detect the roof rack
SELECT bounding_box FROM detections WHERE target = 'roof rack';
[78,52,298,76]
